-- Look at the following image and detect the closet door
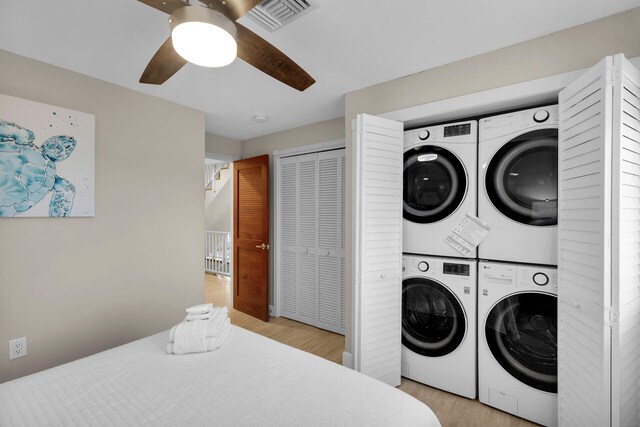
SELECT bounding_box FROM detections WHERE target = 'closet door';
[278,150,346,334]
[279,156,299,320]
[340,152,347,331]
[317,150,343,333]
[353,114,404,387]
[610,55,640,427]
[558,54,640,427]
[296,153,319,324]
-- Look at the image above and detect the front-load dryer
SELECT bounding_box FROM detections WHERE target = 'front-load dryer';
[401,254,477,399]
[478,260,557,426]
[403,121,477,258]
[478,106,558,265]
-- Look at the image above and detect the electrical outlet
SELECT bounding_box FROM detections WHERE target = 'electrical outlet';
[9,337,27,360]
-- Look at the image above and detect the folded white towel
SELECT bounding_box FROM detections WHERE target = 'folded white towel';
[171,319,208,355]
[186,303,213,315]
[167,320,232,354]
[169,307,230,342]
[185,312,212,321]
[184,305,228,321]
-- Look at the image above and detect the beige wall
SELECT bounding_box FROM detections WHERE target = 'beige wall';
[0,50,205,383]
[343,7,640,354]
[241,117,344,158]
[205,133,241,159]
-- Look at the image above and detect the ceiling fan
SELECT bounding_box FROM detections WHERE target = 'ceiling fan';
[137,0,315,91]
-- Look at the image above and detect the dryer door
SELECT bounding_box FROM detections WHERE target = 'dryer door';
[485,129,558,226]
[402,277,466,357]
[403,146,467,224]
[485,292,557,393]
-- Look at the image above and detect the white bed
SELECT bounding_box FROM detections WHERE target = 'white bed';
[0,325,440,426]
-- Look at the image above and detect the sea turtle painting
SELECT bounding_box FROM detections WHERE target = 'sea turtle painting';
[0,119,77,217]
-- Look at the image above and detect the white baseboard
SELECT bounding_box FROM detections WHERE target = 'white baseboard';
[342,351,353,369]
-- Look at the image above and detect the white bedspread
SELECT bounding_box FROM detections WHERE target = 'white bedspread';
[0,326,440,427]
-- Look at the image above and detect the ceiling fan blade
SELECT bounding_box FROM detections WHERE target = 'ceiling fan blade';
[198,0,262,21]
[236,24,315,92]
[139,37,188,85]
[137,0,188,15]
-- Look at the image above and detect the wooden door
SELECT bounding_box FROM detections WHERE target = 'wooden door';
[233,154,269,322]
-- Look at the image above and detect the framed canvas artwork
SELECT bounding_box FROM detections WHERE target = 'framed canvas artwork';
[0,93,95,217]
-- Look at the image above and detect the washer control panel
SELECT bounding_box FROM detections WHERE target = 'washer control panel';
[404,120,477,149]
[443,262,470,276]
[403,255,476,281]
[443,123,472,137]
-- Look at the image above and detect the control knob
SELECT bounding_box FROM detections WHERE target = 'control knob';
[533,110,550,123]
[418,261,429,272]
[418,130,430,140]
[533,272,549,286]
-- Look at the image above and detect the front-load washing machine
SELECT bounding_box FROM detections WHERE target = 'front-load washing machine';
[403,120,477,258]
[478,260,557,426]
[478,105,558,265]
[401,254,476,399]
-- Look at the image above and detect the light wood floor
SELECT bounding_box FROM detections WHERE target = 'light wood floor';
[205,274,539,427]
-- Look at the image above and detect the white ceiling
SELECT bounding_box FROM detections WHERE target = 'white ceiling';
[1,0,639,141]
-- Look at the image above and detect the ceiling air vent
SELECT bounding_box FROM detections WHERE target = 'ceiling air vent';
[247,0,316,32]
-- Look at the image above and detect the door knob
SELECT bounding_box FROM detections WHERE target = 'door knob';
[255,243,270,250]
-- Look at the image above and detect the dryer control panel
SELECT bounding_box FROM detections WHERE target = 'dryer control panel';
[479,104,558,141]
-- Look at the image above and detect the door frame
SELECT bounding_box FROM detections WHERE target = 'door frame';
[205,151,240,303]
[272,138,345,317]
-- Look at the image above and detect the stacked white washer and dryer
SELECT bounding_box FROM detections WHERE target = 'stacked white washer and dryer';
[401,107,560,426]
[401,120,478,399]
[477,105,559,427]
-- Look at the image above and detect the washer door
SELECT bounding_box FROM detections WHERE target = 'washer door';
[485,292,557,393]
[402,277,466,357]
[404,146,467,224]
[485,129,558,226]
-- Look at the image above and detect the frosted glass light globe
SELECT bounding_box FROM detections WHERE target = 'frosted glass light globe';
[170,7,237,68]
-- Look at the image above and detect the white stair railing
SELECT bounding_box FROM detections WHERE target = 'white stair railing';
[205,231,231,276]
[205,162,226,191]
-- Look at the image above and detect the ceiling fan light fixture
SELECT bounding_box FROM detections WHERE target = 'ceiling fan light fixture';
[169,6,238,68]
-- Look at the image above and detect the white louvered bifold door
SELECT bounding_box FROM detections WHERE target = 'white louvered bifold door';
[340,153,347,331]
[352,114,403,387]
[279,157,299,319]
[558,56,613,427]
[278,150,346,335]
[317,151,343,332]
[297,153,319,323]
[558,54,640,427]
[610,55,640,427]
